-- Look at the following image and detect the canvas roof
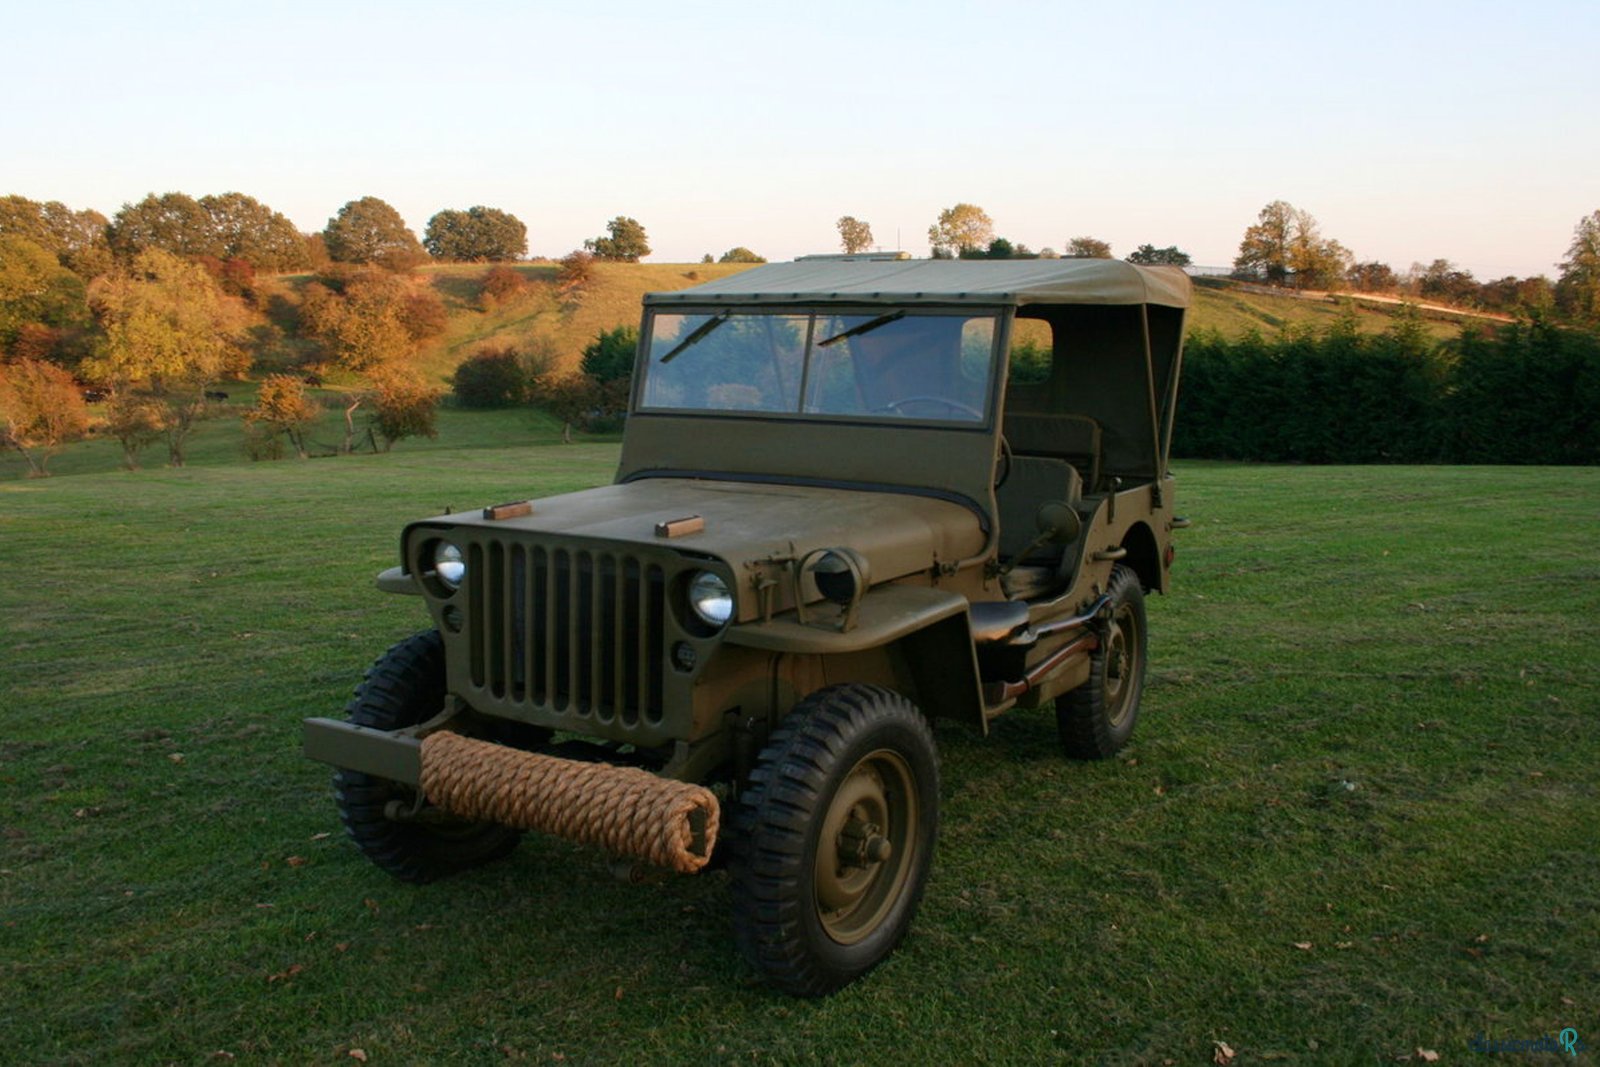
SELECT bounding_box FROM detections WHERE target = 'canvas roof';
[645,258,1191,309]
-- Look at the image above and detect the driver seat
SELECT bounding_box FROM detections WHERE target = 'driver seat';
[995,456,1082,600]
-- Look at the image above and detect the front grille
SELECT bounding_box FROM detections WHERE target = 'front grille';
[467,542,667,726]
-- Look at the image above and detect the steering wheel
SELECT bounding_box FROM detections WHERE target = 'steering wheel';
[877,395,985,420]
[994,434,1012,489]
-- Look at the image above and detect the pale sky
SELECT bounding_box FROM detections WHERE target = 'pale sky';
[4,0,1596,279]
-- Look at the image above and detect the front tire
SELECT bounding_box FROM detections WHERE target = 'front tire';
[730,684,939,996]
[1057,563,1147,759]
[333,630,521,883]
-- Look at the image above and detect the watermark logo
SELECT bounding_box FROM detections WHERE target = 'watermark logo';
[1469,1028,1585,1057]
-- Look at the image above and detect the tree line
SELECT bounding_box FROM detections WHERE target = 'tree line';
[0,188,665,473]
[837,199,1600,326]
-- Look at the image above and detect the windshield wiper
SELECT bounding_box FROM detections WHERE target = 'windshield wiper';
[817,310,905,348]
[659,311,730,364]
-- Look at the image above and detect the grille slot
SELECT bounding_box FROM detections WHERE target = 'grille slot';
[470,540,666,726]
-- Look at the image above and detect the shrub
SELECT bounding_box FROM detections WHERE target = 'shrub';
[370,371,440,451]
[580,326,638,383]
[479,265,527,307]
[451,346,529,408]
[556,250,595,296]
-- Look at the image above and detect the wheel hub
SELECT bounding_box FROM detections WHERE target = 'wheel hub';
[813,749,918,945]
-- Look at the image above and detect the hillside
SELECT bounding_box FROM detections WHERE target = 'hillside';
[401,262,751,379]
[281,262,1490,387]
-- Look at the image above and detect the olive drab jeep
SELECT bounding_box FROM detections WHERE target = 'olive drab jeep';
[303,255,1191,996]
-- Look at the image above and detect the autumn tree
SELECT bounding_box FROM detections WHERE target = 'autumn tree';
[424,206,528,261]
[368,369,439,452]
[1416,259,1479,307]
[299,270,441,373]
[197,192,310,271]
[1066,236,1112,259]
[107,192,215,261]
[323,197,427,270]
[1127,244,1192,266]
[585,216,650,262]
[104,392,167,470]
[0,195,113,279]
[927,203,993,258]
[297,270,444,451]
[1347,261,1398,292]
[87,248,249,466]
[0,358,89,475]
[0,236,88,358]
[245,374,319,458]
[837,216,873,254]
[1235,200,1349,289]
[719,246,766,263]
[1556,209,1600,324]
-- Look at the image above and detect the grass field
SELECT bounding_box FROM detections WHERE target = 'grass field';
[2,449,1596,1064]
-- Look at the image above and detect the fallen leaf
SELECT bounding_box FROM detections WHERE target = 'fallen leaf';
[1474,934,1489,943]
[364,898,380,914]
[1561,995,1575,1006]
[310,832,331,841]
[1153,785,1166,796]
[349,1051,368,1063]
[614,986,624,1000]
[1293,942,1313,951]
[267,963,305,983]
[1213,1040,1236,1066]
[168,753,185,764]
[1416,1050,1439,1063]
[335,942,350,952]
[285,856,306,868]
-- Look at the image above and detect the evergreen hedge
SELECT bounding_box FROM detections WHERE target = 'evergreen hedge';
[1172,314,1600,465]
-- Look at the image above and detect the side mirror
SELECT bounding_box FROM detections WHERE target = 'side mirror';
[1034,501,1082,545]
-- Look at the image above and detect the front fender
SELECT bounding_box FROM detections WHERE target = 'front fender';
[726,585,986,733]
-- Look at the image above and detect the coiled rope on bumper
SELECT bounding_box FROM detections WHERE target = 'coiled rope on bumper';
[419,731,720,873]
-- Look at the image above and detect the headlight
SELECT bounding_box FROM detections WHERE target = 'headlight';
[687,570,733,627]
[433,541,465,590]
[811,550,860,604]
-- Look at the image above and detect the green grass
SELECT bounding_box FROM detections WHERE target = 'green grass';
[2,452,1596,1064]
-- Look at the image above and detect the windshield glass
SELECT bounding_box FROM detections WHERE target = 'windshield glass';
[640,310,998,424]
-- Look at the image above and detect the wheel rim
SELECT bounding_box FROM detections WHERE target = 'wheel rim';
[813,748,918,945]
[1103,602,1141,728]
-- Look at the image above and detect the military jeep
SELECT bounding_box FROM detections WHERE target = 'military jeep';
[304,256,1190,996]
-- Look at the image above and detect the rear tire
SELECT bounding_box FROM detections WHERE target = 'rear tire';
[730,684,939,996]
[1057,563,1147,759]
[333,630,521,883]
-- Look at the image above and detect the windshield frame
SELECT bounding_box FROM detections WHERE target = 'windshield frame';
[632,303,1008,432]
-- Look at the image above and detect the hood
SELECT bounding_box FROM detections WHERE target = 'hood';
[421,476,988,586]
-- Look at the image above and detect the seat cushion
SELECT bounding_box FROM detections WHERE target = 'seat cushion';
[999,564,1058,601]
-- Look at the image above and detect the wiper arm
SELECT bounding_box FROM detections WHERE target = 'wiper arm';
[817,310,905,348]
[659,311,730,364]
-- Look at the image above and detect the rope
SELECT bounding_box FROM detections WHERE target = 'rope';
[419,732,720,873]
